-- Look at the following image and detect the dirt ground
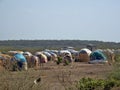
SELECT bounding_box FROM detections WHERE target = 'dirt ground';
[0,61,114,90]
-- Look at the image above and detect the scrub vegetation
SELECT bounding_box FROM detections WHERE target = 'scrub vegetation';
[0,40,120,90]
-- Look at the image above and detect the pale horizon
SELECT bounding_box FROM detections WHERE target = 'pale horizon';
[0,0,120,42]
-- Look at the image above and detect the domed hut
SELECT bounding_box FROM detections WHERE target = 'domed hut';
[12,53,28,71]
[78,48,92,62]
[89,50,108,64]
[103,49,115,64]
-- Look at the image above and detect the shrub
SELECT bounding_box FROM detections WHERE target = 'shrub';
[76,77,120,90]
[56,57,62,65]
[114,54,120,62]
[76,77,104,90]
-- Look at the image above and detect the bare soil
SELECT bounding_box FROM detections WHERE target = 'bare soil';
[0,61,114,90]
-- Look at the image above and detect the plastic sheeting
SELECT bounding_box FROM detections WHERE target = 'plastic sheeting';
[14,53,27,62]
[90,50,107,60]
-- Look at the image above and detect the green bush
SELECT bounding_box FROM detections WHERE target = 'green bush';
[76,77,120,90]
[56,57,62,65]
[76,78,104,90]
[115,54,120,62]
[64,60,69,66]
[107,62,120,80]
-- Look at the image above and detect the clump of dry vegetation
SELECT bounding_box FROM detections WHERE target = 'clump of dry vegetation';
[0,61,115,90]
[0,54,120,90]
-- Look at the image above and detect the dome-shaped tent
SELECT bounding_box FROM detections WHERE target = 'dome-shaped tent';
[23,52,32,56]
[14,53,27,62]
[103,49,115,64]
[13,53,28,70]
[42,51,52,61]
[35,52,48,63]
[89,50,108,64]
[78,48,92,62]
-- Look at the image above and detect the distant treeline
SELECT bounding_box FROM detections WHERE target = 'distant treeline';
[0,40,120,51]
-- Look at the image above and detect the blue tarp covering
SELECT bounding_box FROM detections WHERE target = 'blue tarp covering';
[90,50,107,60]
[14,53,27,62]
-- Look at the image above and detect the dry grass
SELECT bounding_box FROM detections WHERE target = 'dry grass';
[0,61,114,90]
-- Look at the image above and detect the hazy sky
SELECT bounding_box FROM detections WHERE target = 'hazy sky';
[0,0,120,42]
